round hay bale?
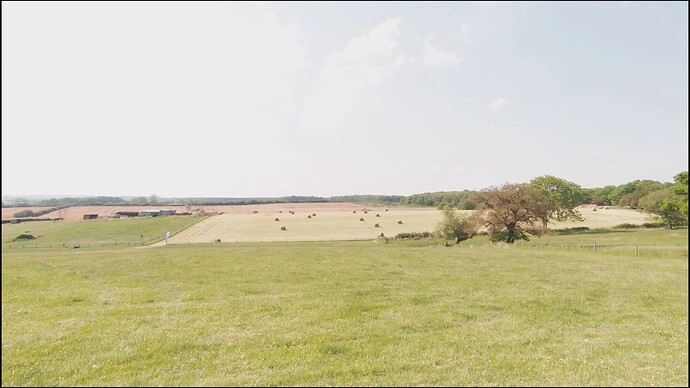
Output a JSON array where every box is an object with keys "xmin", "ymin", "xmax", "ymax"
[
  {"xmin": 374, "ymin": 223, "xmax": 380, "ymax": 227},
  {"xmin": 379, "ymin": 232, "xmax": 385, "ymax": 237},
  {"xmin": 353, "ymin": 211, "xmax": 356, "ymax": 213},
  {"xmin": 364, "ymin": 210, "xmax": 368, "ymax": 214},
  {"xmin": 312, "ymin": 213, "xmax": 316, "ymax": 216},
  {"xmin": 376, "ymin": 214, "xmax": 380, "ymax": 217},
  {"xmin": 385, "ymin": 209, "xmax": 388, "ymax": 211},
  {"xmin": 360, "ymin": 218, "xmax": 365, "ymax": 221},
  {"xmin": 308, "ymin": 215, "xmax": 312, "ymax": 218},
  {"xmin": 280, "ymin": 226, "xmax": 287, "ymax": 231},
  {"xmin": 397, "ymin": 220, "xmax": 403, "ymax": 224},
  {"xmin": 275, "ymin": 218, "xmax": 280, "ymax": 221},
  {"xmin": 253, "ymin": 210, "xmax": 258, "ymax": 214}
]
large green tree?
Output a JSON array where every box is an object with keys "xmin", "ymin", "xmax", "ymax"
[
  {"xmin": 638, "ymin": 190, "xmax": 686, "ymax": 229},
  {"xmin": 434, "ymin": 207, "xmax": 478, "ymax": 245},
  {"xmin": 670, "ymin": 171, "xmax": 688, "ymax": 217},
  {"xmin": 609, "ymin": 180, "xmax": 667, "ymax": 208},
  {"xmin": 473, "ymin": 183, "xmax": 547, "ymax": 243},
  {"xmin": 530, "ymin": 175, "xmax": 584, "ymax": 230}
]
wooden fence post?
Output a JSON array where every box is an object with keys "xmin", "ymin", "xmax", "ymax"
[{"xmin": 594, "ymin": 244, "xmax": 597, "ymax": 253}]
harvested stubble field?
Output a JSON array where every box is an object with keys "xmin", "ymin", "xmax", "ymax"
[
  {"xmin": 168, "ymin": 205, "xmax": 655, "ymax": 244},
  {"xmin": 168, "ymin": 208, "xmax": 443, "ymax": 243}
]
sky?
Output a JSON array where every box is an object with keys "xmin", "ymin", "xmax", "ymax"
[{"xmin": 2, "ymin": 1, "xmax": 688, "ymax": 198}]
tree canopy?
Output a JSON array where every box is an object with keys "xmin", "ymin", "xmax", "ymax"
[
  {"xmin": 434, "ymin": 207, "xmax": 478, "ymax": 245},
  {"xmin": 473, "ymin": 183, "xmax": 546, "ymax": 243},
  {"xmin": 529, "ymin": 175, "xmax": 584, "ymax": 230}
]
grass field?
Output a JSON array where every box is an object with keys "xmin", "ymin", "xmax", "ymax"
[
  {"xmin": 2, "ymin": 226, "xmax": 687, "ymax": 386},
  {"xmin": 1, "ymin": 216, "xmax": 205, "ymax": 248}
]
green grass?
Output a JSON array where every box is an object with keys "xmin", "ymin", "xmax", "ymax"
[
  {"xmin": 1, "ymin": 216, "xmax": 206, "ymax": 248},
  {"xmin": 2, "ymin": 234, "xmax": 688, "ymax": 386}
]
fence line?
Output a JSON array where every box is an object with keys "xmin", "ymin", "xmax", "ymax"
[{"xmin": 3, "ymin": 240, "xmax": 687, "ymax": 257}]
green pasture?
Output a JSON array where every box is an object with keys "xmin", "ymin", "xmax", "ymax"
[
  {"xmin": 1, "ymin": 216, "xmax": 205, "ymax": 248},
  {"xmin": 2, "ymin": 226, "xmax": 688, "ymax": 386}
]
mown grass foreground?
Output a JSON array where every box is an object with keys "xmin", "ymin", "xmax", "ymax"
[{"xmin": 2, "ymin": 237, "xmax": 688, "ymax": 386}]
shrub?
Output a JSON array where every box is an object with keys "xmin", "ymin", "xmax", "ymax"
[
  {"xmin": 13, "ymin": 234, "xmax": 35, "ymax": 241},
  {"xmin": 394, "ymin": 231, "xmax": 432, "ymax": 240},
  {"xmin": 642, "ymin": 222, "xmax": 666, "ymax": 229},
  {"xmin": 613, "ymin": 223, "xmax": 639, "ymax": 229},
  {"xmin": 554, "ymin": 226, "xmax": 590, "ymax": 235},
  {"xmin": 13, "ymin": 210, "xmax": 35, "ymax": 218}
]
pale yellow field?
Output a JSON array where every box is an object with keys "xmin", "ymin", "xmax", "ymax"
[
  {"xmin": 549, "ymin": 206, "xmax": 657, "ymax": 229},
  {"xmin": 168, "ymin": 209, "xmax": 445, "ymax": 243},
  {"xmin": 167, "ymin": 206, "xmax": 658, "ymax": 244}
]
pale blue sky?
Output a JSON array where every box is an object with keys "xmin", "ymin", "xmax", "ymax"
[{"xmin": 2, "ymin": 1, "xmax": 687, "ymax": 198}]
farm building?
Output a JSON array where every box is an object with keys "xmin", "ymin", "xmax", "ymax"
[
  {"xmin": 139, "ymin": 209, "xmax": 177, "ymax": 217},
  {"xmin": 115, "ymin": 211, "xmax": 140, "ymax": 218},
  {"xmin": 83, "ymin": 214, "xmax": 98, "ymax": 220}
]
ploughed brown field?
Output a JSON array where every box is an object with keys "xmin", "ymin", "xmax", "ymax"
[{"xmin": 1, "ymin": 203, "xmax": 429, "ymax": 221}]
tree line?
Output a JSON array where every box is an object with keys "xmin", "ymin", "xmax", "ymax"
[{"xmin": 434, "ymin": 172, "xmax": 688, "ymax": 245}]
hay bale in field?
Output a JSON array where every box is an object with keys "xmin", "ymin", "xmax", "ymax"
[
  {"xmin": 275, "ymin": 218, "xmax": 280, "ymax": 221},
  {"xmin": 374, "ymin": 223, "xmax": 380, "ymax": 227},
  {"xmin": 308, "ymin": 215, "xmax": 312, "ymax": 218},
  {"xmin": 397, "ymin": 220, "xmax": 403, "ymax": 224},
  {"xmin": 385, "ymin": 209, "xmax": 388, "ymax": 211},
  {"xmin": 376, "ymin": 214, "xmax": 380, "ymax": 217},
  {"xmin": 312, "ymin": 213, "xmax": 316, "ymax": 216},
  {"xmin": 280, "ymin": 226, "xmax": 287, "ymax": 231},
  {"xmin": 353, "ymin": 211, "xmax": 356, "ymax": 213},
  {"xmin": 253, "ymin": 210, "xmax": 258, "ymax": 214},
  {"xmin": 215, "ymin": 238, "xmax": 221, "ymax": 243},
  {"xmin": 379, "ymin": 232, "xmax": 385, "ymax": 237},
  {"xmin": 360, "ymin": 218, "xmax": 365, "ymax": 221},
  {"xmin": 364, "ymin": 210, "xmax": 368, "ymax": 214}
]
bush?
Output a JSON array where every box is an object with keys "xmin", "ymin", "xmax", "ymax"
[
  {"xmin": 554, "ymin": 226, "xmax": 590, "ymax": 235},
  {"xmin": 613, "ymin": 223, "xmax": 639, "ymax": 229},
  {"xmin": 13, "ymin": 210, "xmax": 35, "ymax": 218},
  {"xmin": 394, "ymin": 231, "xmax": 433, "ymax": 240},
  {"xmin": 642, "ymin": 222, "xmax": 666, "ymax": 229}
]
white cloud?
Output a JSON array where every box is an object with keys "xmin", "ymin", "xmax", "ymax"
[
  {"xmin": 456, "ymin": 25, "xmax": 471, "ymax": 42},
  {"xmin": 488, "ymin": 98, "xmax": 507, "ymax": 112},
  {"xmin": 423, "ymin": 34, "xmax": 463, "ymax": 67},
  {"xmin": 299, "ymin": 18, "xmax": 405, "ymax": 134}
]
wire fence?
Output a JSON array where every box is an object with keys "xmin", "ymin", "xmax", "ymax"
[{"xmin": 2, "ymin": 239, "xmax": 687, "ymax": 258}]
